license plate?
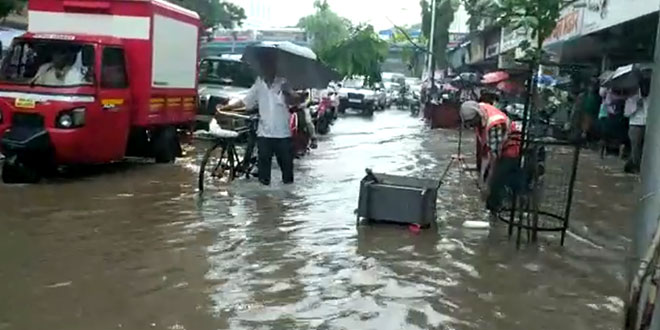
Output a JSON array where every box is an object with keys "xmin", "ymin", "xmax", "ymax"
[
  {"xmin": 14, "ymin": 98, "xmax": 36, "ymax": 109},
  {"xmin": 349, "ymin": 98, "xmax": 362, "ymax": 103}
]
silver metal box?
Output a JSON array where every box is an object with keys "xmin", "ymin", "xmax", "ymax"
[{"xmin": 357, "ymin": 170, "xmax": 440, "ymax": 227}]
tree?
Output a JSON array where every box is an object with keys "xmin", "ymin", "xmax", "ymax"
[
  {"xmin": 421, "ymin": 0, "xmax": 459, "ymax": 70},
  {"xmin": 391, "ymin": 30, "xmax": 425, "ymax": 76},
  {"xmin": 462, "ymin": 0, "xmax": 496, "ymax": 32},
  {"xmin": 319, "ymin": 25, "xmax": 388, "ymax": 85},
  {"xmin": 170, "ymin": 0, "xmax": 246, "ymax": 29},
  {"xmin": 0, "ymin": 0, "xmax": 26, "ymax": 20},
  {"xmin": 297, "ymin": 0, "xmax": 351, "ymax": 54}
]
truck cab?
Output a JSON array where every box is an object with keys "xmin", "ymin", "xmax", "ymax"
[{"xmin": 0, "ymin": 0, "xmax": 201, "ymax": 183}]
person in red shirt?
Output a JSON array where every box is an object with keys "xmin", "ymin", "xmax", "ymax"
[{"xmin": 460, "ymin": 100, "xmax": 522, "ymax": 212}]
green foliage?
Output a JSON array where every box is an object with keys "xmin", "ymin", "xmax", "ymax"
[
  {"xmin": 390, "ymin": 29, "xmax": 425, "ymax": 76},
  {"xmin": 0, "ymin": 0, "xmax": 26, "ymax": 20},
  {"xmin": 421, "ymin": 0, "xmax": 459, "ymax": 69},
  {"xmin": 319, "ymin": 25, "xmax": 388, "ymax": 85},
  {"xmin": 297, "ymin": 0, "xmax": 351, "ymax": 54},
  {"xmin": 298, "ymin": 2, "xmax": 386, "ymax": 84},
  {"xmin": 170, "ymin": 0, "xmax": 246, "ymax": 29},
  {"xmin": 462, "ymin": 0, "xmax": 497, "ymax": 31}
]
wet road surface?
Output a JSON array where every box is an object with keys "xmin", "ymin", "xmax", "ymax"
[{"xmin": 0, "ymin": 110, "xmax": 635, "ymax": 329}]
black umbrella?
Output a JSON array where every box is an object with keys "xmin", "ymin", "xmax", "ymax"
[{"xmin": 241, "ymin": 41, "xmax": 341, "ymax": 90}]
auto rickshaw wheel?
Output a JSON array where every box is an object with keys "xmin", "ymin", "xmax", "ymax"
[
  {"xmin": 153, "ymin": 126, "xmax": 179, "ymax": 163},
  {"xmin": 1, "ymin": 157, "xmax": 41, "ymax": 184}
]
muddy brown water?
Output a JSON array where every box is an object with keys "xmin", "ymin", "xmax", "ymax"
[{"xmin": 0, "ymin": 110, "xmax": 635, "ymax": 330}]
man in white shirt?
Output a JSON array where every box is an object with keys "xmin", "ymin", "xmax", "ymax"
[
  {"xmin": 31, "ymin": 48, "xmax": 85, "ymax": 86},
  {"xmin": 624, "ymin": 77, "xmax": 650, "ymax": 173},
  {"xmin": 218, "ymin": 52, "xmax": 298, "ymax": 185}
]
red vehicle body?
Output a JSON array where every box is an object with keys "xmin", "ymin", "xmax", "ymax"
[{"xmin": 0, "ymin": 0, "xmax": 201, "ymax": 182}]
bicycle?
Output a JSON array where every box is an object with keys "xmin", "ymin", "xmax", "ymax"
[{"xmin": 198, "ymin": 111, "xmax": 259, "ymax": 192}]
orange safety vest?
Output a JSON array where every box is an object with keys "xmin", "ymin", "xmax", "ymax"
[{"xmin": 475, "ymin": 103, "xmax": 521, "ymax": 159}]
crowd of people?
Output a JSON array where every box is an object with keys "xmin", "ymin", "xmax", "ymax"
[
  {"xmin": 449, "ymin": 68, "xmax": 651, "ymax": 215},
  {"xmin": 571, "ymin": 72, "xmax": 650, "ymax": 174}
]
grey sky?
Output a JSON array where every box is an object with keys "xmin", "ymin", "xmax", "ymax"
[{"xmin": 227, "ymin": 0, "xmax": 468, "ymax": 32}]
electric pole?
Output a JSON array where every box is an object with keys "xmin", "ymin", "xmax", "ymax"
[{"xmin": 427, "ymin": 0, "xmax": 437, "ymax": 82}]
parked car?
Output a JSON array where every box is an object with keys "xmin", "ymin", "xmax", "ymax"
[
  {"xmin": 197, "ymin": 55, "xmax": 256, "ymax": 129},
  {"xmin": 373, "ymin": 82, "xmax": 387, "ymax": 110},
  {"xmin": 382, "ymin": 72, "xmax": 406, "ymax": 85},
  {"xmin": 383, "ymin": 81, "xmax": 400, "ymax": 107},
  {"xmin": 337, "ymin": 77, "xmax": 377, "ymax": 116},
  {"xmin": 405, "ymin": 77, "xmax": 421, "ymax": 88}
]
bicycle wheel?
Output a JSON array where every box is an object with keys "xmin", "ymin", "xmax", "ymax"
[
  {"xmin": 240, "ymin": 137, "xmax": 258, "ymax": 178},
  {"xmin": 198, "ymin": 141, "xmax": 236, "ymax": 191}
]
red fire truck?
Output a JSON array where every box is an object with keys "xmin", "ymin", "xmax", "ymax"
[{"xmin": 0, "ymin": 0, "xmax": 201, "ymax": 183}]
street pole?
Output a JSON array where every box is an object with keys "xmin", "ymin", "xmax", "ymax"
[
  {"xmin": 631, "ymin": 3, "xmax": 660, "ymax": 328},
  {"xmin": 427, "ymin": 0, "xmax": 437, "ymax": 82}
]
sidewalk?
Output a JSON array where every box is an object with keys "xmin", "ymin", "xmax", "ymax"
[{"xmin": 568, "ymin": 149, "xmax": 639, "ymax": 252}]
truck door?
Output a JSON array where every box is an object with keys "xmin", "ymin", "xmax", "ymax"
[{"xmin": 96, "ymin": 46, "xmax": 132, "ymax": 160}]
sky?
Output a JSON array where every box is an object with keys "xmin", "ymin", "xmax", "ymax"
[{"xmin": 227, "ymin": 0, "xmax": 468, "ymax": 32}]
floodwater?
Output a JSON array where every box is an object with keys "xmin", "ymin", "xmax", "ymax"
[{"xmin": 0, "ymin": 110, "xmax": 637, "ymax": 330}]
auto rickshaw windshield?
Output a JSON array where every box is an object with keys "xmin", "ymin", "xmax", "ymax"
[{"xmin": 0, "ymin": 39, "xmax": 95, "ymax": 87}]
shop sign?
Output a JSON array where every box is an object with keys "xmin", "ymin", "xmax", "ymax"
[
  {"xmin": 582, "ymin": 0, "xmax": 656, "ymax": 35},
  {"xmin": 448, "ymin": 32, "xmax": 468, "ymax": 48},
  {"xmin": 544, "ymin": 8, "xmax": 583, "ymax": 45},
  {"xmin": 500, "ymin": 27, "xmax": 531, "ymax": 54}
]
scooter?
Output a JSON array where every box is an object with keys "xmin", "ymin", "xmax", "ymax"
[
  {"xmin": 395, "ymin": 91, "xmax": 408, "ymax": 110},
  {"xmin": 290, "ymin": 102, "xmax": 320, "ymax": 157},
  {"xmin": 409, "ymin": 91, "xmax": 420, "ymax": 116},
  {"xmin": 311, "ymin": 96, "xmax": 334, "ymax": 135}
]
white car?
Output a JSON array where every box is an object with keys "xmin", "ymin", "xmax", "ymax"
[{"xmin": 337, "ymin": 77, "xmax": 377, "ymax": 116}]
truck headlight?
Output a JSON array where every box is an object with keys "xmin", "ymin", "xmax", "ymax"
[{"xmin": 56, "ymin": 107, "xmax": 85, "ymax": 128}]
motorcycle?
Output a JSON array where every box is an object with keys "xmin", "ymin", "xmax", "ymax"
[
  {"xmin": 311, "ymin": 95, "xmax": 335, "ymax": 135},
  {"xmin": 290, "ymin": 109, "xmax": 310, "ymax": 157},
  {"xmin": 290, "ymin": 100, "xmax": 319, "ymax": 157},
  {"xmin": 395, "ymin": 90, "xmax": 408, "ymax": 110},
  {"xmin": 408, "ymin": 91, "xmax": 420, "ymax": 116}
]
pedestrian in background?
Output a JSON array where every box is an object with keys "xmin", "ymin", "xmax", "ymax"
[
  {"xmin": 581, "ymin": 81, "xmax": 602, "ymax": 141},
  {"xmin": 624, "ymin": 77, "xmax": 650, "ymax": 173}
]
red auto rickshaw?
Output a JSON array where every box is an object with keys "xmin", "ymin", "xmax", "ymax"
[{"xmin": 0, "ymin": 0, "xmax": 201, "ymax": 182}]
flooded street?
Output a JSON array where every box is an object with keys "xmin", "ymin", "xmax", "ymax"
[{"xmin": 0, "ymin": 110, "xmax": 635, "ymax": 330}]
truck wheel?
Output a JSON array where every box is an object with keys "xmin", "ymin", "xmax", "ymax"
[
  {"xmin": 126, "ymin": 129, "xmax": 151, "ymax": 157},
  {"xmin": 338, "ymin": 105, "xmax": 346, "ymax": 114},
  {"xmin": 153, "ymin": 126, "xmax": 179, "ymax": 163},
  {"xmin": 2, "ymin": 158, "xmax": 41, "ymax": 184}
]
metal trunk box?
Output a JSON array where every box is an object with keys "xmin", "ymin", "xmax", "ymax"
[{"xmin": 357, "ymin": 170, "xmax": 440, "ymax": 226}]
